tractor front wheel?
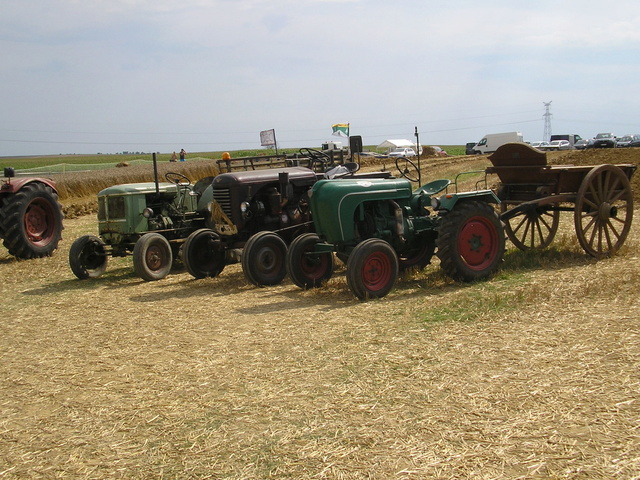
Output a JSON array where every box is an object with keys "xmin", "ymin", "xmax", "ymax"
[
  {"xmin": 286, "ymin": 233, "xmax": 334, "ymax": 289},
  {"xmin": 69, "ymin": 235, "xmax": 108, "ymax": 279},
  {"xmin": 183, "ymin": 228, "xmax": 226, "ymax": 279},
  {"xmin": 242, "ymin": 231, "xmax": 288, "ymax": 286},
  {"xmin": 436, "ymin": 201, "xmax": 505, "ymax": 282},
  {"xmin": 346, "ymin": 238, "xmax": 399, "ymax": 300},
  {"xmin": 133, "ymin": 233, "xmax": 173, "ymax": 281}
]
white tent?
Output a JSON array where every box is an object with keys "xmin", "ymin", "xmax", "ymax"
[{"xmin": 377, "ymin": 139, "xmax": 421, "ymax": 153}]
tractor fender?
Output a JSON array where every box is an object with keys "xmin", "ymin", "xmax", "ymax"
[
  {"xmin": 1, "ymin": 177, "xmax": 58, "ymax": 196},
  {"xmin": 434, "ymin": 189, "xmax": 500, "ymax": 213}
]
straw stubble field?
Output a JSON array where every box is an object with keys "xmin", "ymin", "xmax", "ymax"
[{"xmin": 1, "ymin": 149, "xmax": 639, "ymax": 479}]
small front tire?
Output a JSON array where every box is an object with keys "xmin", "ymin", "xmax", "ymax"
[
  {"xmin": 242, "ymin": 231, "xmax": 288, "ymax": 286},
  {"xmin": 133, "ymin": 233, "xmax": 173, "ymax": 281},
  {"xmin": 346, "ymin": 238, "xmax": 399, "ymax": 300},
  {"xmin": 69, "ymin": 235, "xmax": 108, "ymax": 279},
  {"xmin": 183, "ymin": 228, "xmax": 226, "ymax": 279},
  {"xmin": 286, "ymin": 233, "xmax": 334, "ymax": 289}
]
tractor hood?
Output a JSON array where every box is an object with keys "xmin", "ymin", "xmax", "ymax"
[
  {"xmin": 98, "ymin": 182, "xmax": 178, "ymax": 196},
  {"xmin": 310, "ymin": 177, "xmax": 413, "ymax": 242},
  {"xmin": 212, "ymin": 167, "xmax": 318, "ymax": 188}
]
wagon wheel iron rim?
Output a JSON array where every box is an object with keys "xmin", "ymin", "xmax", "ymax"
[
  {"xmin": 501, "ymin": 202, "xmax": 559, "ymax": 250},
  {"xmin": 574, "ymin": 165, "xmax": 633, "ymax": 258}
]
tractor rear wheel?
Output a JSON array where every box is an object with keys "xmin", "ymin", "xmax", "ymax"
[
  {"xmin": 0, "ymin": 182, "xmax": 64, "ymax": 259},
  {"xmin": 183, "ymin": 228, "xmax": 226, "ymax": 279},
  {"xmin": 133, "ymin": 233, "xmax": 173, "ymax": 281},
  {"xmin": 69, "ymin": 235, "xmax": 108, "ymax": 279},
  {"xmin": 242, "ymin": 231, "xmax": 288, "ymax": 286},
  {"xmin": 346, "ymin": 238, "xmax": 399, "ymax": 300},
  {"xmin": 436, "ymin": 200, "xmax": 505, "ymax": 282},
  {"xmin": 398, "ymin": 236, "xmax": 436, "ymax": 271},
  {"xmin": 286, "ymin": 233, "xmax": 334, "ymax": 289}
]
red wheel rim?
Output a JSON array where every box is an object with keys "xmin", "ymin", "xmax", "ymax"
[
  {"xmin": 457, "ymin": 215, "xmax": 499, "ymax": 271},
  {"xmin": 361, "ymin": 251, "xmax": 392, "ymax": 291},
  {"xmin": 24, "ymin": 199, "xmax": 56, "ymax": 245},
  {"xmin": 300, "ymin": 245, "xmax": 329, "ymax": 280},
  {"xmin": 145, "ymin": 245, "xmax": 166, "ymax": 271}
]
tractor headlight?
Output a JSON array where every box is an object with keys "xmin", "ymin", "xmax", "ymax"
[
  {"xmin": 240, "ymin": 201, "xmax": 251, "ymax": 219},
  {"xmin": 430, "ymin": 198, "xmax": 441, "ymax": 211},
  {"xmin": 142, "ymin": 207, "xmax": 154, "ymax": 218}
]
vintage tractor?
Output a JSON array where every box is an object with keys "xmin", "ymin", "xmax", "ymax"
[
  {"xmin": 285, "ymin": 175, "xmax": 505, "ymax": 300},
  {"xmin": 69, "ymin": 170, "xmax": 215, "ymax": 281},
  {"xmin": 0, "ymin": 167, "xmax": 64, "ymax": 259},
  {"xmin": 185, "ymin": 166, "xmax": 320, "ymax": 284},
  {"xmin": 181, "ymin": 150, "xmax": 392, "ymax": 285}
]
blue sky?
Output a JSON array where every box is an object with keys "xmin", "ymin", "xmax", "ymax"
[{"xmin": 1, "ymin": 0, "xmax": 639, "ymax": 156}]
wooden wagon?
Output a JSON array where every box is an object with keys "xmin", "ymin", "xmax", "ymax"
[{"xmin": 485, "ymin": 143, "xmax": 636, "ymax": 258}]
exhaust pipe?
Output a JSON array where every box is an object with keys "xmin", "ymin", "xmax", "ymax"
[{"xmin": 153, "ymin": 152, "xmax": 159, "ymax": 195}]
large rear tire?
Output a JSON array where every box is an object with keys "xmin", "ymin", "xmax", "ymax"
[
  {"xmin": 242, "ymin": 231, "xmax": 288, "ymax": 286},
  {"xmin": 398, "ymin": 236, "xmax": 436, "ymax": 271},
  {"xmin": 69, "ymin": 235, "xmax": 108, "ymax": 279},
  {"xmin": 0, "ymin": 182, "xmax": 64, "ymax": 259},
  {"xmin": 183, "ymin": 228, "xmax": 226, "ymax": 279},
  {"xmin": 286, "ymin": 233, "xmax": 334, "ymax": 289},
  {"xmin": 436, "ymin": 201, "xmax": 505, "ymax": 282},
  {"xmin": 346, "ymin": 238, "xmax": 399, "ymax": 300},
  {"xmin": 133, "ymin": 233, "xmax": 173, "ymax": 281}
]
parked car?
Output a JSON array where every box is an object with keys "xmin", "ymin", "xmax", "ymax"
[
  {"xmin": 574, "ymin": 139, "xmax": 590, "ymax": 150},
  {"xmin": 465, "ymin": 142, "xmax": 476, "ymax": 155},
  {"xmin": 530, "ymin": 141, "xmax": 550, "ymax": 150},
  {"xmin": 547, "ymin": 140, "xmax": 572, "ymax": 151},
  {"xmin": 429, "ymin": 146, "xmax": 448, "ymax": 157},
  {"xmin": 388, "ymin": 147, "xmax": 416, "ymax": 157},
  {"xmin": 592, "ymin": 133, "xmax": 617, "ymax": 148},
  {"xmin": 615, "ymin": 134, "xmax": 640, "ymax": 148}
]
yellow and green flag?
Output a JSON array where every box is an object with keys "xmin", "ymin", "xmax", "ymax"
[{"xmin": 331, "ymin": 123, "xmax": 349, "ymax": 137}]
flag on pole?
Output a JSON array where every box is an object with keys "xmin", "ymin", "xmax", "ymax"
[{"xmin": 331, "ymin": 123, "xmax": 350, "ymax": 138}]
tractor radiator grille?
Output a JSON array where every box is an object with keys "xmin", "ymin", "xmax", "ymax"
[{"xmin": 212, "ymin": 188, "xmax": 232, "ymax": 218}]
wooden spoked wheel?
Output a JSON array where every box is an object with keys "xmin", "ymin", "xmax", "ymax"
[
  {"xmin": 574, "ymin": 165, "xmax": 634, "ymax": 258},
  {"xmin": 501, "ymin": 202, "xmax": 560, "ymax": 250}
]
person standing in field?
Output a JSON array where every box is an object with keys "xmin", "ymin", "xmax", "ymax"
[
  {"xmin": 170, "ymin": 151, "xmax": 178, "ymax": 162},
  {"xmin": 179, "ymin": 149, "xmax": 186, "ymax": 162}
]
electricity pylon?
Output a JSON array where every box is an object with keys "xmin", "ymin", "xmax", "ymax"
[{"xmin": 543, "ymin": 101, "xmax": 552, "ymax": 142}]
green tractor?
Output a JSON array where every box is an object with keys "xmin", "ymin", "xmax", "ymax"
[
  {"xmin": 69, "ymin": 171, "xmax": 215, "ymax": 281},
  {"xmin": 285, "ymin": 174, "xmax": 505, "ymax": 300}
]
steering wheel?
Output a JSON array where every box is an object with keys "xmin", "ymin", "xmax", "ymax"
[
  {"xmin": 395, "ymin": 156, "xmax": 420, "ymax": 182},
  {"xmin": 165, "ymin": 172, "xmax": 191, "ymax": 186},
  {"xmin": 299, "ymin": 148, "xmax": 333, "ymax": 171}
]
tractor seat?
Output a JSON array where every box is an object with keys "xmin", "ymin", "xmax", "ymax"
[{"xmin": 414, "ymin": 179, "xmax": 451, "ymax": 196}]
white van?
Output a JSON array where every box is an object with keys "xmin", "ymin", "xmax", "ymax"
[{"xmin": 472, "ymin": 132, "xmax": 524, "ymax": 154}]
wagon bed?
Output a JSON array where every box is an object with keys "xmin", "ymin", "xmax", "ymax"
[{"xmin": 485, "ymin": 143, "xmax": 636, "ymax": 258}]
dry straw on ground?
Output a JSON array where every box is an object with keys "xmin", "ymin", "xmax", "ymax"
[{"xmin": 1, "ymin": 148, "xmax": 639, "ymax": 479}]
